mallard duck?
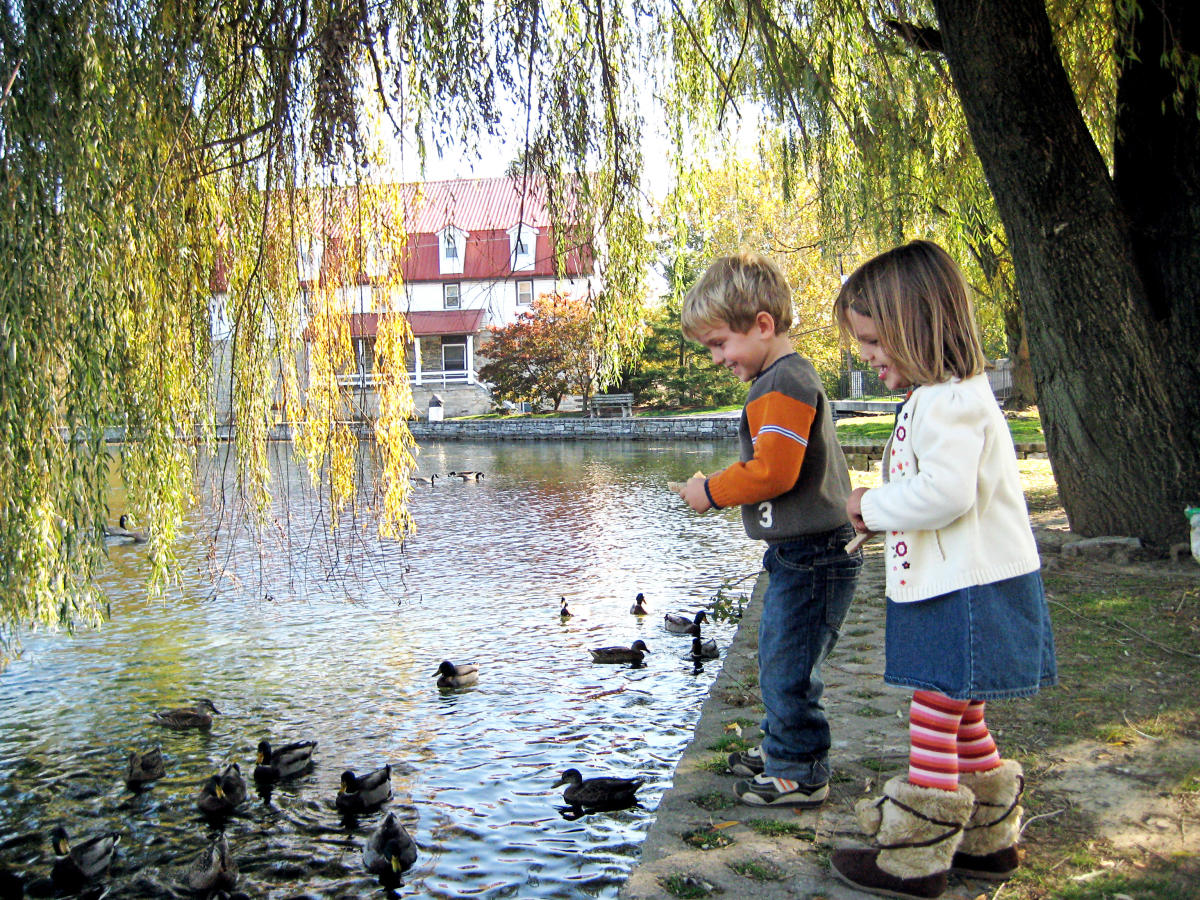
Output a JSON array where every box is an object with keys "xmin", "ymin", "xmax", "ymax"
[
  {"xmin": 197, "ymin": 763, "xmax": 246, "ymax": 815},
  {"xmin": 434, "ymin": 660, "xmax": 479, "ymax": 688},
  {"xmin": 254, "ymin": 739, "xmax": 318, "ymax": 781},
  {"xmin": 630, "ymin": 592, "xmax": 649, "ymax": 615},
  {"xmin": 447, "ymin": 470, "xmax": 484, "ymax": 480},
  {"xmin": 409, "ymin": 473, "xmax": 438, "ymax": 485},
  {"xmin": 362, "ymin": 811, "xmax": 418, "ymax": 879},
  {"xmin": 552, "ymin": 768, "xmax": 644, "ymax": 807},
  {"xmin": 151, "ymin": 698, "xmax": 220, "ymax": 730},
  {"xmin": 589, "ymin": 639, "xmax": 649, "ymax": 664},
  {"xmin": 126, "ymin": 747, "xmax": 165, "ymax": 787},
  {"xmin": 117, "ymin": 514, "xmax": 148, "ymax": 543},
  {"xmin": 664, "ymin": 610, "xmax": 708, "ymax": 633},
  {"xmin": 185, "ymin": 833, "xmax": 239, "ymax": 893},
  {"xmin": 50, "ymin": 825, "xmax": 120, "ymax": 886},
  {"xmin": 336, "ymin": 765, "xmax": 393, "ymax": 813},
  {"xmin": 690, "ymin": 636, "xmax": 719, "ymax": 659},
  {"xmin": 559, "ymin": 597, "xmax": 573, "ymax": 618}
]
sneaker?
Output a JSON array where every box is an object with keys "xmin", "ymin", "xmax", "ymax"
[
  {"xmin": 727, "ymin": 746, "xmax": 765, "ymax": 776},
  {"xmin": 734, "ymin": 773, "xmax": 829, "ymax": 808}
]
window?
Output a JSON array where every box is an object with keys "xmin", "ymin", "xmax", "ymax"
[
  {"xmin": 507, "ymin": 223, "xmax": 537, "ymax": 271},
  {"xmin": 517, "ymin": 280, "xmax": 533, "ymax": 306},
  {"xmin": 354, "ymin": 337, "xmax": 375, "ymax": 377},
  {"xmin": 443, "ymin": 283, "xmax": 461, "ymax": 309},
  {"xmin": 442, "ymin": 340, "xmax": 467, "ymax": 372},
  {"xmin": 439, "ymin": 226, "xmax": 466, "ymax": 275}
]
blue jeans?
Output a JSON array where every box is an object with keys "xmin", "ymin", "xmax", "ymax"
[{"xmin": 758, "ymin": 526, "xmax": 861, "ymax": 783}]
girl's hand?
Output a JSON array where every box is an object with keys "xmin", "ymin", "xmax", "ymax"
[
  {"xmin": 846, "ymin": 487, "xmax": 869, "ymax": 532},
  {"xmin": 680, "ymin": 476, "xmax": 712, "ymax": 512}
]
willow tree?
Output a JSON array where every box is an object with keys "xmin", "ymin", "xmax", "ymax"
[
  {"xmin": 661, "ymin": 0, "xmax": 1198, "ymax": 548},
  {"xmin": 0, "ymin": 0, "xmax": 652, "ymax": 656}
]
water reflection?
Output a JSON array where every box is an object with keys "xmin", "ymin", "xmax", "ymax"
[{"xmin": 0, "ymin": 440, "xmax": 761, "ymax": 898}]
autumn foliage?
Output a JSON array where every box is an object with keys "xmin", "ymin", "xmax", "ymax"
[{"xmin": 478, "ymin": 293, "xmax": 601, "ymax": 411}]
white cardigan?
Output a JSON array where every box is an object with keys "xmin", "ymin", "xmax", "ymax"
[{"xmin": 860, "ymin": 375, "xmax": 1041, "ymax": 603}]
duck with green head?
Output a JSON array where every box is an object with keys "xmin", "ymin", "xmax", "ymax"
[
  {"xmin": 664, "ymin": 610, "xmax": 708, "ymax": 633},
  {"xmin": 434, "ymin": 660, "xmax": 479, "ymax": 688},
  {"xmin": 336, "ymin": 765, "xmax": 393, "ymax": 813},
  {"xmin": 362, "ymin": 811, "xmax": 418, "ymax": 880},
  {"xmin": 197, "ymin": 763, "xmax": 246, "ymax": 815},
  {"xmin": 50, "ymin": 825, "xmax": 120, "ymax": 887},
  {"xmin": 254, "ymin": 739, "xmax": 318, "ymax": 781}
]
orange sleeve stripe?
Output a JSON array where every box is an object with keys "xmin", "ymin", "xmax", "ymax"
[{"xmin": 707, "ymin": 391, "xmax": 816, "ymax": 508}]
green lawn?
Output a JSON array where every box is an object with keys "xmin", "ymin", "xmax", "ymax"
[{"xmin": 837, "ymin": 411, "xmax": 1043, "ymax": 443}]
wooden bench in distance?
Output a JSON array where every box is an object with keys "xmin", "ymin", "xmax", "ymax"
[{"xmin": 588, "ymin": 393, "xmax": 634, "ymax": 418}]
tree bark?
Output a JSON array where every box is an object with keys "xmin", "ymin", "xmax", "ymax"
[{"xmin": 933, "ymin": 0, "xmax": 1200, "ymax": 547}]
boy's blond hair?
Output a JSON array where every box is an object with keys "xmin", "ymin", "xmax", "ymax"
[
  {"xmin": 681, "ymin": 250, "xmax": 793, "ymax": 339},
  {"xmin": 834, "ymin": 240, "xmax": 985, "ymax": 385}
]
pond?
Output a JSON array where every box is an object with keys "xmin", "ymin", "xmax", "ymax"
[{"xmin": 0, "ymin": 439, "xmax": 764, "ymax": 898}]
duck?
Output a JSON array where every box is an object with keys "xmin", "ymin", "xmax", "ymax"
[
  {"xmin": 447, "ymin": 470, "xmax": 484, "ymax": 480},
  {"xmin": 664, "ymin": 610, "xmax": 708, "ymax": 633},
  {"xmin": 690, "ymin": 636, "xmax": 719, "ymax": 659},
  {"xmin": 117, "ymin": 513, "xmax": 148, "ymax": 543},
  {"xmin": 197, "ymin": 763, "xmax": 246, "ymax": 815},
  {"xmin": 126, "ymin": 746, "xmax": 165, "ymax": 787},
  {"xmin": 552, "ymin": 768, "xmax": 644, "ymax": 807},
  {"xmin": 409, "ymin": 473, "xmax": 438, "ymax": 485},
  {"xmin": 336, "ymin": 765, "xmax": 393, "ymax": 813},
  {"xmin": 49, "ymin": 825, "xmax": 120, "ymax": 886},
  {"xmin": 254, "ymin": 739, "xmax": 318, "ymax": 781},
  {"xmin": 559, "ymin": 597, "xmax": 573, "ymax": 618},
  {"xmin": 630, "ymin": 592, "xmax": 649, "ymax": 615},
  {"xmin": 185, "ymin": 833, "xmax": 239, "ymax": 893},
  {"xmin": 589, "ymin": 639, "xmax": 649, "ymax": 664},
  {"xmin": 362, "ymin": 811, "xmax": 418, "ymax": 879},
  {"xmin": 102, "ymin": 522, "xmax": 138, "ymax": 545},
  {"xmin": 434, "ymin": 660, "xmax": 479, "ymax": 688},
  {"xmin": 151, "ymin": 698, "xmax": 220, "ymax": 730}
]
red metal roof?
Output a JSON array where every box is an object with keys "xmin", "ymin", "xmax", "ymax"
[
  {"xmin": 305, "ymin": 310, "xmax": 486, "ymax": 341},
  {"xmin": 396, "ymin": 176, "xmax": 554, "ymax": 232}
]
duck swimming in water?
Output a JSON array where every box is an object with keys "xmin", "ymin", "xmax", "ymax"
[
  {"xmin": 664, "ymin": 610, "xmax": 708, "ymax": 633},
  {"xmin": 589, "ymin": 640, "xmax": 649, "ymax": 665},
  {"xmin": 254, "ymin": 739, "xmax": 318, "ymax": 781},
  {"xmin": 151, "ymin": 698, "xmax": 220, "ymax": 730},
  {"xmin": 630, "ymin": 592, "xmax": 649, "ymax": 615},
  {"xmin": 185, "ymin": 833, "xmax": 239, "ymax": 893},
  {"xmin": 197, "ymin": 763, "xmax": 246, "ymax": 816},
  {"xmin": 362, "ymin": 811, "xmax": 418, "ymax": 879},
  {"xmin": 336, "ymin": 765, "xmax": 393, "ymax": 813},
  {"xmin": 559, "ymin": 597, "xmax": 573, "ymax": 618},
  {"xmin": 552, "ymin": 768, "xmax": 644, "ymax": 807},
  {"xmin": 409, "ymin": 473, "xmax": 438, "ymax": 485},
  {"xmin": 690, "ymin": 636, "xmax": 719, "ymax": 659},
  {"xmin": 126, "ymin": 747, "xmax": 166, "ymax": 788},
  {"xmin": 50, "ymin": 825, "xmax": 121, "ymax": 887},
  {"xmin": 434, "ymin": 660, "xmax": 479, "ymax": 688}
]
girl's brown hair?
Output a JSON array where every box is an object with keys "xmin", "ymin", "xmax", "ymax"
[{"xmin": 834, "ymin": 240, "xmax": 985, "ymax": 385}]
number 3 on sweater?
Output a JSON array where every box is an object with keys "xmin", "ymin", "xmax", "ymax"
[{"xmin": 758, "ymin": 501, "xmax": 774, "ymax": 529}]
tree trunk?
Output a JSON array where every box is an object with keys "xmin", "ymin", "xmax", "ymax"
[{"xmin": 934, "ymin": 0, "xmax": 1200, "ymax": 548}]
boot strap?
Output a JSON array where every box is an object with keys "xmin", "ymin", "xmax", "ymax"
[
  {"xmin": 965, "ymin": 773, "xmax": 1024, "ymax": 832},
  {"xmin": 871, "ymin": 794, "xmax": 966, "ymax": 850}
]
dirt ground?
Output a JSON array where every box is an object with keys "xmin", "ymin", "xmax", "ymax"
[{"xmin": 621, "ymin": 508, "xmax": 1200, "ymax": 900}]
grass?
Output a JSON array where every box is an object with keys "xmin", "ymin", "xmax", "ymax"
[
  {"xmin": 706, "ymin": 735, "xmax": 752, "ymax": 753},
  {"xmin": 836, "ymin": 410, "xmax": 1043, "ymax": 444},
  {"xmin": 728, "ymin": 858, "xmax": 786, "ymax": 881},
  {"xmin": 691, "ymin": 790, "xmax": 737, "ymax": 811},
  {"xmin": 745, "ymin": 819, "xmax": 816, "ymax": 839},
  {"xmin": 658, "ymin": 874, "xmax": 715, "ymax": 898}
]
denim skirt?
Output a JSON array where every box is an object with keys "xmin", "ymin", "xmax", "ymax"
[{"xmin": 884, "ymin": 570, "xmax": 1057, "ymax": 700}]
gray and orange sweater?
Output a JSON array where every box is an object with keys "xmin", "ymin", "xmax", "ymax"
[{"xmin": 704, "ymin": 353, "xmax": 852, "ymax": 543}]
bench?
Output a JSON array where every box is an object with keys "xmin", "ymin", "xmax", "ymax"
[{"xmin": 588, "ymin": 393, "xmax": 634, "ymax": 418}]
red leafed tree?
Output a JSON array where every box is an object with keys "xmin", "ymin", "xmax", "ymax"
[{"xmin": 478, "ymin": 293, "xmax": 600, "ymax": 411}]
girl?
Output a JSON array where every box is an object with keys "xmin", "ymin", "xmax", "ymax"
[{"xmin": 830, "ymin": 240, "xmax": 1056, "ymax": 900}]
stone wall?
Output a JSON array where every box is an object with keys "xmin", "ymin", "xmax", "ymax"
[{"xmin": 407, "ymin": 416, "xmax": 741, "ymax": 441}]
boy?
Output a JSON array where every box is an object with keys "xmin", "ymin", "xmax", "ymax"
[{"xmin": 677, "ymin": 251, "xmax": 862, "ymax": 807}]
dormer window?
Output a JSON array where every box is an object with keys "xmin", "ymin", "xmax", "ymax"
[
  {"xmin": 507, "ymin": 223, "xmax": 537, "ymax": 272},
  {"xmin": 439, "ymin": 225, "xmax": 466, "ymax": 275}
]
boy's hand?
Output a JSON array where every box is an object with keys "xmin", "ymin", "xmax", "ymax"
[
  {"xmin": 679, "ymin": 473, "xmax": 712, "ymax": 512},
  {"xmin": 846, "ymin": 487, "xmax": 869, "ymax": 532}
]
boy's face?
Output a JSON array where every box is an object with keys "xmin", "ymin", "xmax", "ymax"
[
  {"xmin": 693, "ymin": 313, "xmax": 776, "ymax": 382},
  {"xmin": 846, "ymin": 310, "xmax": 911, "ymax": 391}
]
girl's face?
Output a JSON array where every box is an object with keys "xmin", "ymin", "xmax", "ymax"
[{"xmin": 846, "ymin": 310, "xmax": 912, "ymax": 391}]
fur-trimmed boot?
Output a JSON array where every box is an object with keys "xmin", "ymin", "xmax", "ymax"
[
  {"xmin": 830, "ymin": 777, "xmax": 976, "ymax": 899},
  {"xmin": 952, "ymin": 760, "xmax": 1024, "ymax": 880}
]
